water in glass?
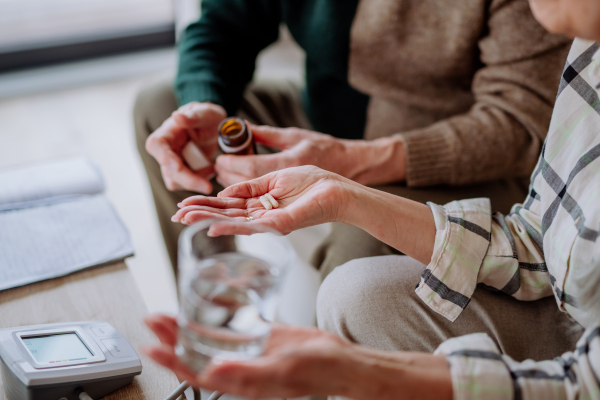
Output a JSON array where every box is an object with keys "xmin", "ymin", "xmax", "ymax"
[{"xmin": 177, "ymin": 252, "xmax": 281, "ymax": 371}]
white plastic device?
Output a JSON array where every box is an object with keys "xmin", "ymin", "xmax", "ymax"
[{"xmin": 0, "ymin": 321, "xmax": 141, "ymax": 400}]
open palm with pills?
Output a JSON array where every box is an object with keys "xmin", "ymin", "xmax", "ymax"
[
  {"xmin": 172, "ymin": 165, "xmax": 436, "ymax": 265},
  {"xmin": 171, "ymin": 166, "xmax": 349, "ymax": 236}
]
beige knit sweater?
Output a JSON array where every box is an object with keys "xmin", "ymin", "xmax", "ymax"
[{"xmin": 349, "ymin": 0, "xmax": 571, "ymax": 187}]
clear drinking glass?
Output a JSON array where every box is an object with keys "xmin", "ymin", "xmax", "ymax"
[{"xmin": 176, "ymin": 219, "xmax": 293, "ymax": 372}]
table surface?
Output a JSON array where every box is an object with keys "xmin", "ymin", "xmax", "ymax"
[{"xmin": 0, "ymin": 262, "xmax": 180, "ymax": 400}]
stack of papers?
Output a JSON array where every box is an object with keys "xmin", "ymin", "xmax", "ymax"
[{"xmin": 0, "ymin": 157, "xmax": 134, "ymax": 291}]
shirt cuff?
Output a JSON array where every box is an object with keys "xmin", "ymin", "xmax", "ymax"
[
  {"xmin": 435, "ymin": 334, "xmax": 513, "ymax": 400},
  {"xmin": 415, "ymin": 198, "xmax": 492, "ymax": 321}
]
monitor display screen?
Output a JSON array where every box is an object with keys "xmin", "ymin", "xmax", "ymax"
[{"xmin": 22, "ymin": 333, "xmax": 93, "ymax": 363}]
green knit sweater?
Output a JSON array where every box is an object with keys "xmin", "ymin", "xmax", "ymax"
[{"xmin": 175, "ymin": 0, "xmax": 369, "ymax": 140}]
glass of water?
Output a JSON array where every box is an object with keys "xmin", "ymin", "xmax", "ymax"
[{"xmin": 176, "ymin": 219, "xmax": 293, "ymax": 372}]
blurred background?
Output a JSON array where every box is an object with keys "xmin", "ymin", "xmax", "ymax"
[
  {"xmin": 0, "ymin": 0, "xmax": 323, "ymax": 319},
  {"xmin": 0, "ymin": 0, "xmax": 176, "ymax": 74}
]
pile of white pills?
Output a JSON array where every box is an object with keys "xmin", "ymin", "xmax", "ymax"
[{"xmin": 259, "ymin": 193, "xmax": 279, "ymax": 210}]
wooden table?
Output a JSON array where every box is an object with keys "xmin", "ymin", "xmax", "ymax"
[{"xmin": 0, "ymin": 262, "xmax": 180, "ymax": 400}]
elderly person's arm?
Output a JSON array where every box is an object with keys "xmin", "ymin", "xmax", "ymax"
[
  {"xmin": 213, "ymin": 0, "xmax": 571, "ymax": 187},
  {"xmin": 144, "ymin": 315, "xmax": 453, "ymax": 400},
  {"xmin": 144, "ymin": 316, "xmax": 600, "ymax": 400},
  {"xmin": 172, "ymin": 163, "xmax": 556, "ymax": 306},
  {"xmin": 172, "ymin": 166, "xmax": 438, "ymax": 264},
  {"xmin": 161, "ymin": 163, "xmax": 600, "ymax": 399},
  {"xmin": 366, "ymin": 0, "xmax": 571, "ymax": 187}
]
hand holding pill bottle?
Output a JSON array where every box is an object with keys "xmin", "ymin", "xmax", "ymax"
[{"xmin": 146, "ymin": 101, "xmax": 226, "ymax": 194}]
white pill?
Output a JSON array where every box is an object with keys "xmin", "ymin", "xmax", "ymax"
[
  {"xmin": 182, "ymin": 141, "xmax": 211, "ymax": 171},
  {"xmin": 264, "ymin": 193, "xmax": 279, "ymax": 208},
  {"xmin": 259, "ymin": 196, "xmax": 273, "ymax": 210}
]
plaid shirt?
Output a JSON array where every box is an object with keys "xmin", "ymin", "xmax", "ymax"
[{"xmin": 418, "ymin": 39, "xmax": 600, "ymax": 400}]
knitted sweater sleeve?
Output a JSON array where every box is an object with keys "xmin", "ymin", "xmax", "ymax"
[
  {"xmin": 398, "ymin": 0, "xmax": 571, "ymax": 187},
  {"xmin": 175, "ymin": 0, "xmax": 281, "ymax": 115}
]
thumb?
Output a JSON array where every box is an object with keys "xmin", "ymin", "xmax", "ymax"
[
  {"xmin": 249, "ymin": 123, "xmax": 303, "ymax": 149},
  {"xmin": 219, "ymin": 172, "xmax": 273, "ymax": 199}
]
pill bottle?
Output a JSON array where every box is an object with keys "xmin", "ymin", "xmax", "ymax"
[{"xmin": 217, "ymin": 117, "xmax": 256, "ymax": 156}]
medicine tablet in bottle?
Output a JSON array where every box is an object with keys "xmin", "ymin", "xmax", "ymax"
[{"xmin": 217, "ymin": 117, "xmax": 256, "ymax": 156}]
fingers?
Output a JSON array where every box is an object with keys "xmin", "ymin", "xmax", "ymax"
[
  {"xmin": 215, "ymin": 153, "xmax": 289, "ymax": 182},
  {"xmin": 146, "ymin": 125, "xmax": 185, "ymax": 168},
  {"xmin": 172, "ymin": 206, "xmax": 249, "ymax": 224},
  {"xmin": 146, "ymin": 118, "xmax": 214, "ymax": 194},
  {"xmin": 216, "ymin": 169, "xmax": 253, "ymax": 188},
  {"xmin": 142, "ymin": 345, "xmax": 200, "ymax": 384},
  {"xmin": 206, "ymin": 220, "xmax": 281, "ymax": 237},
  {"xmin": 248, "ymin": 123, "xmax": 304, "ymax": 149},
  {"xmin": 219, "ymin": 173, "xmax": 275, "ymax": 199},
  {"xmin": 172, "ymin": 102, "xmax": 226, "ymax": 129},
  {"xmin": 202, "ymin": 359, "xmax": 292, "ymax": 399},
  {"xmin": 179, "ymin": 195, "xmax": 247, "ymax": 209},
  {"xmin": 144, "ymin": 314, "xmax": 178, "ymax": 347},
  {"xmin": 172, "ymin": 196, "xmax": 255, "ymax": 224},
  {"xmin": 144, "ymin": 314, "xmax": 178, "ymax": 330},
  {"xmin": 142, "ymin": 322, "xmax": 326, "ymax": 399},
  {"xmin": 160, "ymin": 157, "xmax": 213, "ymax": 194},
  {"xmin": 214, "ymin": 123, "xmax": 310, "ymax": 182},
  {"xmin": 142, "ymin": 345, "xmax": 289, "ymax": 398}
]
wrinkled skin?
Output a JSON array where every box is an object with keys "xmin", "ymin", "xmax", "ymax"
[
  {"xmin": 143, "ymin": 315, "xmax": 354, "ymax": 399},
  {"xmin": 145, "ymin": 102, "xmax": 226, "ymax": 194},
  {"xmin": 172, "ymin": 166, "xmax": 350, "ymax": 236}
]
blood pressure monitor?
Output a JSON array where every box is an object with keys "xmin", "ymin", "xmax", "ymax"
[{"xmin": 0, "ymin": 322, "xmax": 142, "ymax": 400}]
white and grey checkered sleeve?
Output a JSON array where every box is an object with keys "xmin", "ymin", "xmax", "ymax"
[
  {"xmin": 435, "ymin": 324, "xmax": 600, "ymax": 400},
  {"xmin": 418, "ymin": 198, "xmax": 492, "ymax": 321},
  {"xmin": 420, "ymin": 198, "xmax": 553, "ymax": 321},
  {"xmin": 477, "ymin": 205, "xmax": 553, "ymax": 302}
]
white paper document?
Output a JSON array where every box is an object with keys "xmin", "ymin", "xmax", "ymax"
[{"xmin": 0, "ymin": 157, "xmax": 134, "ymax": 291}]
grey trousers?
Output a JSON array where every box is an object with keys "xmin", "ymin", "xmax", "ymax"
[
  {"xmin": 134, "ymin": 80, "xmax": 529, "ymax": 279},
  {"xmin": 317, "ymin": 256, "xmax": 583, "ymax": 361}
]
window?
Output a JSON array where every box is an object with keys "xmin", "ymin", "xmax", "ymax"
[{"xmin": 0, "ymin": 0, "xmax": 176, "ymax": 71}]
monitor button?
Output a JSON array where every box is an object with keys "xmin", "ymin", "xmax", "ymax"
[
  {"xmin": 91, "ymin": 325, "xmax": 117, "ymax": 338},
  {"xmin": 101, "ymin": 338, "xmax": 135, "ymax": 358}
]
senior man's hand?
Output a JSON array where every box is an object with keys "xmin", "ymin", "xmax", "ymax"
[
  {"xmin": 143, "ymin": 314, "xmax": 452, "ymax": 400},
  {"xmin": 214, "ymin": 123, "xmax": 407, "ymax": 188},
  {"xmin": 145, "ymin": 102, "xmax": 226, "ymax": 194}
]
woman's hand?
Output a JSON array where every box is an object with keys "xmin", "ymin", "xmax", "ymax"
[
  {"xmin": 214, "ymin": 123, "xmax": 407, "ymax": 187},
  {"xmin": 172, "ymin": 164, "xmax": 436, "ymax": 264},
  {"xmin": 143, "ymin": 314, "xmax": 452, "ymax": 400},
  {"xmin": 144, "ymin": 315, "xmax": 355, "ymax": 399},
  {"xmin": 171, "ymin": 166, "xmax": 353, "ymax": 235}
]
